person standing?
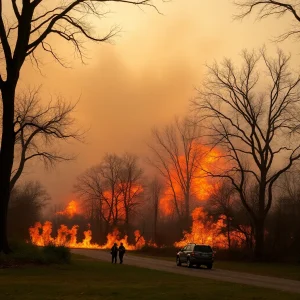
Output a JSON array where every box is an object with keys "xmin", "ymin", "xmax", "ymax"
[
  {"xmin": 119, "ymin": 242, "xmax": 126, "ymax": 264},
  {"xmin": 111, "ymin": 243, "xmax": 118, "ymax": 264}
]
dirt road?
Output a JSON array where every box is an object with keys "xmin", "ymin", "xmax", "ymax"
[{"xmin": 72, "ymin": 249, "xmax": 300, "ymax": 294}]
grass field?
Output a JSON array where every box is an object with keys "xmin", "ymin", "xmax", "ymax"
[
  {"xmin": 0, "ymin": 255, "xmax": 300, "ymax": 300},
  {"xmin": 130, "ymin": 252, "xmax": 300, "ymax": 281}
]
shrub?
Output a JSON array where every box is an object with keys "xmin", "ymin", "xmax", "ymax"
[
  {"xmin": 42, "ymin": 244, "xmax": 71, "ymax": 264},
  {"xmin": 0, "ymin": 242, "xmax": 71, "ymax": 267}
]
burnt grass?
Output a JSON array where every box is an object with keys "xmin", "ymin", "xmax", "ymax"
[{"xmin": 0, "ymin": 254, "xmax": 300, "ymax": 300}]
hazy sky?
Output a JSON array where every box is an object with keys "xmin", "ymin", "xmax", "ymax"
[{"xmin": 18, "ymin": 0, "xmax": 300, "ymax": 207}]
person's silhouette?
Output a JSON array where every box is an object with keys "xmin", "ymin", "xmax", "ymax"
[
  {"xmin": 111, "ymin": 243, "xmax": 118, "ymax": 264},
  {"xmin": 119, "ymin": 242, "xmax": 126, "ymax": 264}
]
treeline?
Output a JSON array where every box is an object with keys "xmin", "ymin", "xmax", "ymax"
[{"xmin": 9, "ymin": 163, "xmax": 300, "ymax": 262}]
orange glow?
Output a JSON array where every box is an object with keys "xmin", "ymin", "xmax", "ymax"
[
  {"xmin": 159, "ymin": 146, "xmax": 222, "ymax": 216},
  {"xmin": 174, "ymin": 207, "xmax": 246, "ymax": 249},
  {"xmin": 29, "ymin": 221, "xmax": 146, "ymax": 250},
  {"xmin": 101, "ymin": 183, "xmax": 143, "ymax": 224},
  {"xmin": 56, "ymin": 200, "xmax": 80, "ymax": 218}
]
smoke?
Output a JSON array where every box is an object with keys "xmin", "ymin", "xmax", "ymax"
[{"xmin": 16, "ymin": 0, "xmax": 298, "ymax": 207}]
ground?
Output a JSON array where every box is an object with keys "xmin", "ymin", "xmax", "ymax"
[
  {"xmin": 72, "ymin": 249, "xmax": 300, "ymax": 294},
  {"xmin": 130, "ymin": 252, "xmax": 300, "ymax": 281},
  {"xmin": 0, "ymin": 254, "xmax": 300, "ymax": 300}
]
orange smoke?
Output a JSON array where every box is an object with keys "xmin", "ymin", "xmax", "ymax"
[
  {"xmin": 29, "ymin": 221, "xmax": 146, "ymax": 250},
  {"xmin": 56, "ymin": 200, "xmax": 80, "ymax": 218},
  {"xmin": 174, "ymin": 207, "xmax": 246, "ymax": 249},
  {"xmin": 160, "ymin": 147, "xmax": 222, "ymax": 216}
]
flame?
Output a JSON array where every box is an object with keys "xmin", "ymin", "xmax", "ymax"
[
  {"xmin": 56, "ymin": 200, "xmax": 80, "ymax": 218},
  {"xmin": 174, "ymin": 207, "xmax": 246, "ymax": 249},
  {"xmin": 29, "ymin": 221, "xmax": 146, "ymax": 250},
  {"xmin": 159, "ymin": 147, "xmax": 222, "ymax": 216}
]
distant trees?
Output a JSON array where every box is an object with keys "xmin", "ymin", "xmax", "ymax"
[
  {"xmin": 0, "ymin": 0, "xmax": 157, "ymax": 253},
  {"xmin": 194, "ymin": 48, "xmax": 300, "ymax": 259},
  {"xmin": 11, "ymin": 88, "xmax": 80, "ymax": 191},
  {"xmin": 8, "ymin": 181, "xmax": 49, "ymax": 241},
  {"xmin": 270, "ymin": 168, "xmax": 300, "ymax": 257},
  {"xmin": 148, "ymin": 117, "xmax": 202, "ymax": 229},
  {"xmin": 75, "ymin": 153, "xmax": 144, "ymax": 239}
]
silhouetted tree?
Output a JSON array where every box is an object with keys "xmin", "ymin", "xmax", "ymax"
[
  {"xmin": 8, "ymin": 181, "xmax": 50, "ymax": 240},
  {"xmin": 11, "ymin": 87, "xmax": 81, "ymax": 191},
  {"xmin": 207, "ymin": 181, "xmax": 235, "ymax": 248},
  {"xmin": 118, "ymin": 153, "xmax": 144, "ymax": 233},
  {"xmin": 148, "ymin": 117, "xmax": 202, "ymax": 229},
  {"xmin": 0, "ymin": 0, "xmax": 157, "ymax": 253},
  {"xmin": 194, "ymin": 48, "xmax": 300, "ymax": 260},
  {"xmin": 75, "ymin": 153, "xmax": 144, "ymax": 239},
  {"xmin": 235, "ymin": 0, "xmax": 300, "ymax": 41},
  {"xmin": 74, "ymin": 165, "xmax": 106, "ymax": 242},
  {"xmin": 147, "ymin": 177, "xmax": 163, "ymax": 243}
]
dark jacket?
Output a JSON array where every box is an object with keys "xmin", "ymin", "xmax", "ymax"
[
  {"xmin": 119, "ymin": 245, "xmax": 126, "ymax": 254},
  {"xmin": 111, "ymin": 245, "xmax": 118, "ymax": 255}
]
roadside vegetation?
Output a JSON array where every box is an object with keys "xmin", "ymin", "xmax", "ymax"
[{"xmin": 0, "ymin": 242, "xmax": 71, "ymax": 268}]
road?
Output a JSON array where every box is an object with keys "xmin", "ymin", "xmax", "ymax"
[{"xmin": 72, "ymin": 249, "xmax": 300, "ymax": 294}]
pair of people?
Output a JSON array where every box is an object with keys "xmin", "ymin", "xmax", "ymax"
[{"xmin": 111, "ymin": 242, "xmax": 126, "ymax": 264}]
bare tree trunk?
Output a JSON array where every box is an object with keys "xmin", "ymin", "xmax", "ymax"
[
  {"xmin": 227, "ymin": 217, "xmax": 231, "ymax": 249},
  {"xmin": 0, "ymin": 84, "xmax": 16, "ymax": 253},
  {"xmin": 154, "ymin": 202, "xmax": 158, "ymax": 243},
  {"xmin": 184, "ymin": 192, "xmax": 190, "ymax": 226},
  {"xmin": 254, "ymin": 218, "xmax": 265, "ymax": 261}
]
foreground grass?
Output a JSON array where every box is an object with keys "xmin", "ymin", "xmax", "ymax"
[
  {"xmin": 0, "ymin": 255, "xmax": 299, "ymax": 300},
  {"xmin": 131, "ymin": 252, "xmax": 300, "ymax": 281}
]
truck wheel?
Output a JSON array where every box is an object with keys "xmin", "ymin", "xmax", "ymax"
[{"xmin": 176, "ymin": 257, "xmax": 181, "ymax": 266}]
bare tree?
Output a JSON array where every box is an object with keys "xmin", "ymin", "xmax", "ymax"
[
  {"xmin": 100, "ymin": 153, "xmax": 123, "ymax": 228},
  {"xmin": 118, "ymin": 153, "xmax": 144, "ymax": 232},
  {"xmin": 75, "ymin": 153, "xmax": 144, "ymax": 238},
  {"xmin": 75, "ymin": 154, "xmax": 122, "ymax": 235},
  {"xmin": 193, "ymin": 48, "xmax": 300, "ymax": 259},
  {"xmin": 0, "ymin": 0, "xmax": 158, "ymax": 253},
  {"xmin": 148, "ymin": 117, "xmax": 202, "ymax": 229},
  {"xmin": 8, "ymin": 180, "xmax": 50, "ymax": 240},
  {"xmin": 11, "ymin": 87, "xmax": 81, "ymax": 191},
  {"xmin": 74, "ymin": 165, "xmax": 112, "ymax": 243},
  {"xmin": 147, "ymin": 176, "xmax": 163, "ymax": 244},
  {"xmin": 207, "ymin": 180, "xmax": 235, "ymax": 248},
  {"xmin": 235, "ymin": 0, "xmax": 300, "ymax": 41}
]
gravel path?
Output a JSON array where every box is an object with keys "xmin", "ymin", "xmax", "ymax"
[{"xmin": 72, "ymin": 249, "xmax": 300, "ymax": 294}]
